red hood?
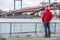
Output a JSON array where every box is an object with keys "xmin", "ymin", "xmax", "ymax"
[{"xmin": 42, "ymin": 8, "xmax": 52, "ymax": 22}]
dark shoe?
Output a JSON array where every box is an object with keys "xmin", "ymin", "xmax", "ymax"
[
  {"xmin": 44, "ymin": 36, "xmax": 47, "ymax": 38},
  {"xmin": 44, "ymin": 36, "xmax": 50, "ymax": 38},
  {"xmin": 47, "ymin": 36, "xmax": 50, "ymax": 38}
]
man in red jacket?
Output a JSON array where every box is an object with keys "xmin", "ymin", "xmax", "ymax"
[{"xmin": 42, "ymin": 7, "xmax": 52, "ymax": 38}]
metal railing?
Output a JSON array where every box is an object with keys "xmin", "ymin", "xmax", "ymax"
[{"xmin": 0, "ymin": 22, "xmax": 60, "ymax": 37}]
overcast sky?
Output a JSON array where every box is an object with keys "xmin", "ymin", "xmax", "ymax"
[{"xmin": 0, "ymin": 0, "xmax": 60, "ymax": 11}]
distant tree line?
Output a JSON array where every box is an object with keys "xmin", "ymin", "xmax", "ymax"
[{"xmin": 0, "ymin": 9, "xmax": 3, "ymax": 14}]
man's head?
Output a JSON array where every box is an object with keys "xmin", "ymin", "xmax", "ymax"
[{"xmin": 45, "ymin": 6, "xmax": 50, "ymax": 11}]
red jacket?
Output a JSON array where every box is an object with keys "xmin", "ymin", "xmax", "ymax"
[{"xmin": 42, "ymin": 8, "xmax": 52, "ymax": 22}]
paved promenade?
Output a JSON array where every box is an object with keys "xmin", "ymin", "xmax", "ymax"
[{"xmin": 7, "ymin": 36, "xmax": 60, "ymax": 40}]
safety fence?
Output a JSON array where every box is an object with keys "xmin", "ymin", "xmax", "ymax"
[{"xmin": 0, "ymin": 22, "xmax": 60, "ymax": 37}]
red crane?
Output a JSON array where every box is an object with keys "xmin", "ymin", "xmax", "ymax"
[{"xmin": 6, "ymin": 2, "xmax": 58, "ymax": 15}]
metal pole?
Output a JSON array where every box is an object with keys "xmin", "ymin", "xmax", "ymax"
[
  {"xmin": 10, "ymin": 22, "xmax": 12, "ymax": 37},
  {"xmin": 54, "ymin": 1, "xmax": 57, "ymax": 19},
  {"xmin": 21, "ymin": 0, "xmax": 22, "ymax": 9},
  {"xmin": 14, "ymin": 0, "xmax": 15, "ymax": 10},
  {"xmin": 35, "ymin": 23, "xmax": 37, "ymax": 35},
  {"xmin": 49, "ymin": 0, "xmax": 50, "ymax": 8},
  {"xmin": 54, "ymin": 23, "xmax": 56, "ymax": 34},
  {"xmin": 0, "ymin": 23, "xmax": 1, "ymax": 36},
  {"xmin": 14, "ymin": 0, "xmax": 22, "ymax": 10},
  {"xmin": 20, "ymin": 23, "xmax": 22, "ymax": 32}
]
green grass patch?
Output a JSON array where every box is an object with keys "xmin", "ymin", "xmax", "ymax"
[{"xmin": 50, "ymin": 32, "xmax": 56, "ymax": 34}]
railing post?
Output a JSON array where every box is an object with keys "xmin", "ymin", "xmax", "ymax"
[
  {"xmin": 0, "ymin": 23, "xmax": 1, "ymax": 36},
  {"xmin": 20, "ymin": 23, "xmax": 22, "ymax": 32},
  {"xmin": 54, "ymin": 22, "xmax": 56, "ymax": 34},
  {"xmin": 35, "ymin": 22, "xmax": 37, "ymax": 35},
  {"xmin": 10, "ymin": 22, "xmax": 12, "ymax": 37}
]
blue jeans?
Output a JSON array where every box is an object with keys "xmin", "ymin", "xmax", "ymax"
[{"xmin": 43, "ymin": 22, "xmax": 50, "ymax": 37}]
